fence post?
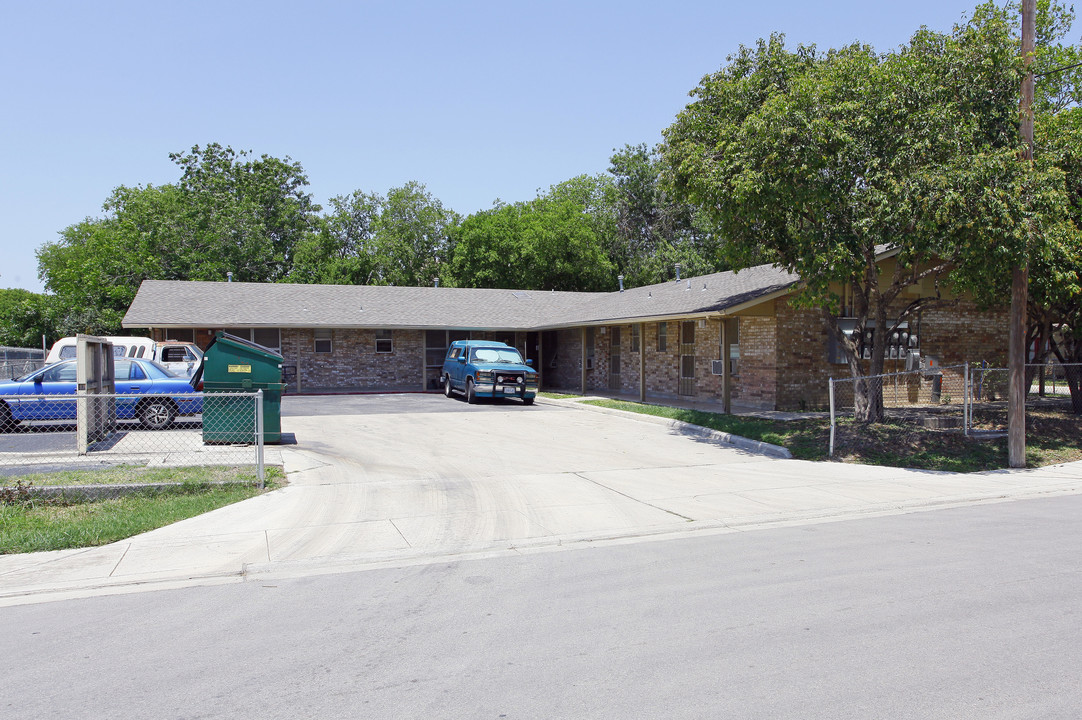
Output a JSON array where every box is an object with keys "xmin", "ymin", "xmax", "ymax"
[
  {"xmin": 964, "ymin": 361, "xmax": 970, "ymax": 436},
  {"xmin": 829, "ymin": 377, "xmax": 836, "ymax": 458},
  {"xmin": 255, "ymin": 389, "xmax": 265, "ymax": 488}
]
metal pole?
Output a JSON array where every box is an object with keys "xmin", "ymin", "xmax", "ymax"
[
  {"xmin": 256, "ymin": 389, "xmax": 265, "ymax": 488},
  {"xmin": 829, "ymin": 377, "xmax": 836, "ymax": 458},
  {"xmin": 964, "ymin": 361, "xmax": 970, "ymax": 436}
]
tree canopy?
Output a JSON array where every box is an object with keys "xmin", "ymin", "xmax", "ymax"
[
  {"xmin": 445, "ymin": 175, "xmax": 617, "ymax": 291},
  {"xmin": 663, "ymin": 2, "xmax": 1076, "ymax": 420},
  {"xmin": 36, "ymin": 144, "xmax": 319, "ymax": 335}
]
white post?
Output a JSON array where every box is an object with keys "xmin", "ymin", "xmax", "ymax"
[
  {"xmin": 829, "ymin": 377, "xmax": 836, "ymax": 458},
  {"xmin": 255, "ymin": 389, "xmax": 265, "ymax": 488},
  {"xmin": 964, "ymin": 361, "xmax": 970, "ymax": 436}
]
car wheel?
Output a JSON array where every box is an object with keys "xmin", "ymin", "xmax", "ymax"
[
  {"xmin": 0, "ymin": 401, "xmax": 18, "ymax": 432},
  {"xmin": 138, "ymin": 398, "xmax": 177, "ymax": 430},
  {"xmin": 466, "ymin": 378, "xmax": 477, "ymax": 404},
  {"xmin": 444, "ymin": 375, "xmax": 454, "ymax": 398},
  {"xmin": 522, "ymin": 397, "xmax": 534, "ymax": 406}
]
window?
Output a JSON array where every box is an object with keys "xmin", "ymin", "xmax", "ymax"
[
  {"xmin": 253, "ymin": 328, "xmax": 281, "ymax": 351},
  {"xmin": 585, "ymin": 328, "xmax": 595, "ymax": 369},
  {"xmin": 165, "ymin": 328, "xmax": 195, "ymax": 343},
  {"xmin": 126, "ymin": 362, "xmax": 146, "ymax": 381},
  {"xmin": 726, "ymin": 320, "xmax": 740, "ymax": 375},
  {"xmin": 630, "ymin": 325, "xmax": 640, "ymax": 353},
  {"xmin": 221, "ymin": 328, "xmax": 281, "ymax": 352},
  {"xmin": 160, "ymin": 347, "xmax": 195, "ymax": 363},
  {"xmin": 376, "ymin": 329, "xmax": 393, "ymax": 353},
  {"xmin": 42, "ymin": 364, "xmax": 78, "ymax": 383},
  {"xmin": 657, "ymin": 322, "xmax": 668, "ymax": 352},
  {"xmin": 314, "ymin": 329, "xmax": 332, "ymax": 354}
]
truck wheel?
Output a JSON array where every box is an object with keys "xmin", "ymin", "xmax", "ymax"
[
  {"xmin": 444, "ymin": 375, "xmax": 454, "ymax": 398},
  {"xmin": 466, "ymin": 379, "xmax": 477, "ymax": 404},
  {"xmin": 522, "ymin": 397, "xmax": 534, "ymax": 406}
]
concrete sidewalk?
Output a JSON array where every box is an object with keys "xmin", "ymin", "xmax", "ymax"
[{"xmin": 2, "ymin": 398, "xmax": 1080, "ymax": 607}]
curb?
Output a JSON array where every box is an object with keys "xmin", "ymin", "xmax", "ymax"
[{"xmin": 535, "ymin": 396, "xmax": 792, "ymax": 459}]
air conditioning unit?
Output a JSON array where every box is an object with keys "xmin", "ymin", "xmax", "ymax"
[{"xmin": 711, "ymin": 360, "xmax": 726, "ymax": 376}]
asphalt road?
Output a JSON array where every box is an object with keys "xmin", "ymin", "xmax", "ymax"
[
  {"xmin": 3, "ymin": 494, "xmax": 1080, "ymax": 719},
  {"xmin": 280, "ymin": 391, "xmax": 530, "ymax": 416}
]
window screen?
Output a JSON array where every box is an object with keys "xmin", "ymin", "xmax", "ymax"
[{"xmin": 314, "ymin": 329, "xmax": 332, "ymax": 353}]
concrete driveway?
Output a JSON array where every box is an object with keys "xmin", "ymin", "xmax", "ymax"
[{"xmin": 2, "ymin": 394, "xmax": 1081, "ymax": 605}]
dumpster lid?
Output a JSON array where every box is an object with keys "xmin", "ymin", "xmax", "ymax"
[
  {"xmin": 191, "ymin": 332, "xmax": 284, "ymax": 388},
  {"xmin": 209, "ymin": 331, "xmax": 284, "ymax": 360}
]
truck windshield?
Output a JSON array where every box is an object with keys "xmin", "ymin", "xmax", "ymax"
[{"xmin": 472, "ymin": 348, "xmax": 524, "ymax": 364}]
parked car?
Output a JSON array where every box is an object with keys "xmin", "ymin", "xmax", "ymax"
[
  {"xmin": 154, "ymin": 341, "xmax": 203, "ymax": 378},
  {"xmin": 0, "ymin": 358, "xmax": 202, "ymax": 431},
  {"xmin": 442, "ymin": 340, "xmax": 537, "ymax": 405},
  {"xmin": 45, "ymin": 336, "xmax": 156, "ymax": 364}
]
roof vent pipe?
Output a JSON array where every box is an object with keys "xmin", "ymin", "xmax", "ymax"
[
  {"xmin": 434, "ymin": 278, "xmax": 439, "ymax": 288},
  {"xmin": 675, "ymin": 263, "xmax": 681, "ymax": 281},
  {"xmin": 618, "ymin": 275, "xmax": 624, "ymax": 292},
  {"xmin": 227, "ymin": 271, "xmax": 233, "ymax": 283},
  {"xmin": 686, "ymin": 279, "xmax": 691, "ymax": 291}
]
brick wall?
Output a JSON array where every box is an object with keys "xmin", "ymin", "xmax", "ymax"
[
  {"xmin": 154, "ymin": 297, "xmax": 1008, "ymax": 404},
  {"xmin": 281, "ymin": 328, "xmax": 424, "ymax": 392},
  {"xmin": 731, "ymin": 315, "xmax": 777, "ymax": 409},
  {"xmin": 770, "ymin": 298, "xmax": 1010, "ymax": 411},
  {"xmin": 645, "ymin": 321, "xmax": 681, "ymax": 399}
]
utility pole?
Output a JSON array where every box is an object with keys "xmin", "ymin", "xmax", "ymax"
[{"xmin": 1010, "ymin": 0, "xmax": 1036, "ymax": 467}]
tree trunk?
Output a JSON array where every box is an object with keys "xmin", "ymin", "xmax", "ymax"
[{"xmin": 1066, "ymin": 365, "xmax": 1082, "ymax": 415}]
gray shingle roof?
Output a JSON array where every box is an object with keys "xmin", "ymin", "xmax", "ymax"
[{"xmin": 122, "ymin": 264, "xmax": 797, "ymax": 330}]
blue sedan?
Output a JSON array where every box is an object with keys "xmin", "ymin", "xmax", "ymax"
[{"xmin": 0, "ymin": 358, "xmax": 202, "ymax": 431}]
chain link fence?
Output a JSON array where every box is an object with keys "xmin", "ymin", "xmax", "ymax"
[
  {"xmin": 0, "ymin": 346, "xmax": 45, "ymax": 380},
  {"xmin": 0, "ymin": 391, "xmax": 267, "ymax": 501},
  {"xmin": 828, "ymin": 362, "xmax": 1082, "ymax": 456},
  {"xmin": 828, "ymin": 365, "xmax": 968, "ymax": 456},
  {"xmin": 968, "ymin": 363, "xmax": 1082, "ymax": 433}
]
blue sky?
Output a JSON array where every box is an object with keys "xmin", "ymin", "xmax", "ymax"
[{"xmin": 1, "ymin": 0, "xmax": 993, "ymax": 292}]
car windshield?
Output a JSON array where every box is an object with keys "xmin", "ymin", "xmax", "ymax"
[{"xmin": 472, "ymin": 348, "xmax": 524, "ymax": 364}]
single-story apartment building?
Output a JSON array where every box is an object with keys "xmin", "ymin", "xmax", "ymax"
[{"xmin": 121, "ymin": 253, "xmax": 1009, "ymax": 412}]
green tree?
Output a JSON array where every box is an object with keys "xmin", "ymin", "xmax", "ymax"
[
  {"xmin": 0, "ymin": 289, "xmax": 57, "ymax": 349},
  {"xmin": 168, "ymin": 143, "xmax": 319, "ymax": 282},
  {"xmin": 608, "ymin": 143, "xmax": 724, "ymax": 286},
  {"xmin": 37, "ymin": 144, "xmax": 319, "ymax": 333},
  {"xmin": 447, "ymin": 176, "xmax": 616, "ymax": 291},
  {"xmin": 664, "ymin": 7, "xmax": 1060, "ymax": 421},
  {"xmin": 288, "ymin": 190, "xmax": 381, "ymax": 285},
  {"xmin": 370, "ymin": 182, "xmax": 458, "ymax": 287}
]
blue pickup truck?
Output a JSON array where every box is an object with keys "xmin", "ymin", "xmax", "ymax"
[{"xmin": 442, "ymin": 340, "xmax": 538, "ymax": 405}]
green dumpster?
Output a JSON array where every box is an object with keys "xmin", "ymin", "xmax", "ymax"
[{"xmin": 199, "ymin": 332, "xmax": 285, "ymax": 443}]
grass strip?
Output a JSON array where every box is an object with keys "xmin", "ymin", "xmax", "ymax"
[
  {"xmin": 1, "ymin": 467, "xmax": 284, "ymax": 554},
  {"xmin": 584, "ymin": 399, "xmax": 1082, "ymax": 472},
  {"xmin": 1, "ymin": 464, "xmax": 269, "ymax": 487}
]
